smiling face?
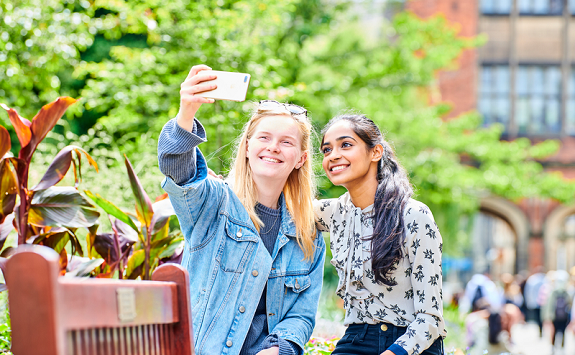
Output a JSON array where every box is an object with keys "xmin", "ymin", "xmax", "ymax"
[
  {"xmin": 246, "ymin": 114, "xmax": 307, "ymax": 184},
  {"xmin": 321, "ymin": 120, "xmax": 382, "ymax": 189}
]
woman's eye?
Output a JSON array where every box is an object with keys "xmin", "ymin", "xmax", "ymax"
[
  {"xmin": 322, "ymin": 147, "xmax": 332, "ymax": 154},
  {"xmin": 283, "ymin": 141, "xmax": 293, "ymax": 145},
  {"xmin": 259, "ymin": 136, "xmax": 269, "ymax": 140},
  {"xmin": 342, "ymin": 142, "xmax": 352, "ymax": 148}
]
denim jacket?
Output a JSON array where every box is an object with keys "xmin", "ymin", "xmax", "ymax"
[{"xmin": 158, "ymin": 118, "xmax": 326, "ymax": 355}]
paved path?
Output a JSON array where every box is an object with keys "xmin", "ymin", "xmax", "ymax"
[{"xmin": 510, "ymin": 322, "xmax": 575, "ymax": 355}]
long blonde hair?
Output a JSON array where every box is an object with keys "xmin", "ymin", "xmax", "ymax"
[{"xmin": 230, "ymin": 105, "xmax": 317, "ymax": 259}]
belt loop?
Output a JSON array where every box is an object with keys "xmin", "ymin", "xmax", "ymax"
[
  {"xmin": 351, "ymin": 323, "xmax": 370, "ymax": 344},
  {"xmin": 359, "ymin": 323, "xmax": 369, "ymax": 342}
]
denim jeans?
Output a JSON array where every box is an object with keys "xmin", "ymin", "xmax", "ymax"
[{"xmin": 332, "ymin": 323, "xmax": 444, "ymax": 355}]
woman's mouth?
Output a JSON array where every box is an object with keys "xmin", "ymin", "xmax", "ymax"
[
  {"xmin": 260, "ymin": 156, "xmax": 283, "ymax": 164},
  {"xmin": 329, "ymin": 164, "xmax": 349, "ymax": 173}
]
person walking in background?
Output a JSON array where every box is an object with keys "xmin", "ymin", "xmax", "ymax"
[
  {"xmin": 460, "ymin": 272, "xmax": 503, "ymax": 314},
  {"xmin": 501, "ymin": 273, "xmax": 524, "ymax": 309},
  {"xmin": 314, "ymin": 114, "xmax": 445, "ymax": 355},
  {"xmin": 524, "ymin": 267, "xmax": 546, "ymax": 337},
  {"xmin": 542, "ymin": 270, "xmax": 572, "ymax": 352},
  {"xmin": 158, "ymin": 65, "xmax": 326, "ymax": 355}
]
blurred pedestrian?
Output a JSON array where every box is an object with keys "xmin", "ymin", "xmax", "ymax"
[
  {"xmin": 465, "ymin": 298, "xmax": 520, "ymax": 355},
  {"xmin": 460, "ymin": 272, "xmax": 503, "ymax": 314},
  {"xmin": 501, "ymin": 273, "xmax": 524, "ymax": 309},
  {"xmin": 524, "ymin": 267, "xmax": 545, "ymax": 336},
  {"xmin": 542, "ymin": 270, "xmax": 572, "ymax": 350}
]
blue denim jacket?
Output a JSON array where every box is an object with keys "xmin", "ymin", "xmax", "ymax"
[{"xmin": 158, "ymin": 118, "xmax": 326, "ymax": 355}]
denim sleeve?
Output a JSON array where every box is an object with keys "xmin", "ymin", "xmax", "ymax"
[
  {"xmin": 158, "ymin": 117, "xmax": 207, "ymax": 185},
  {"xmin": 260, "ymin": 334, "xmax": 301, "ymax": 355},
  {"xmin": 269, "ymin": 233, "xmax": 326, "ymax": 350}
]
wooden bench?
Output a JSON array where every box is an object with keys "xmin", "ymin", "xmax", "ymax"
[{"xmin": 4, "ymin": 245, "xmax": 194, "ymax": 355}]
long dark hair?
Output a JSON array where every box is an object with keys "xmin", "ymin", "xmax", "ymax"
[{"xmin": 321, "ymin": 114, "xmax": 413, "ymax": 286}]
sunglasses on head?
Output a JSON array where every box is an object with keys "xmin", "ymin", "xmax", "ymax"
[{"xmin": 258, "ymin": 100, "xmax": 308, "ymax": 119}]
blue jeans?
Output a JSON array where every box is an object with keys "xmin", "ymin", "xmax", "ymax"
[{"xmin": 332, "ymin": 323, "xmax": 443, "ymax": 355}]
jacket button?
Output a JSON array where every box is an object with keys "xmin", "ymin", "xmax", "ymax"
[
  {"xmin": 295, "ymin": 279, "xmax": 300, "ymax": 289},
  {"xmin": 252, "ymin": 270, "xmax": 258, "ymax": 277},
  {"xmin": 380, "ymin": 324, "xmax": 388, "ymax": 331},
  {"xmin": 239, "ymin": 306, "xmax": 245, "ymax": 313},
  {"xmin": 236, "ymin": 229, "xmax": 242, "ymax": 237},
  {"xmin": 226, "ymin": 340, "xmax": 233, "ymax": 347}
]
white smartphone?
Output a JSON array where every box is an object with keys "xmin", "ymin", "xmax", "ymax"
[{"xmin": 196, "ymin": 70, "xmax": 251, "ymax": 102}]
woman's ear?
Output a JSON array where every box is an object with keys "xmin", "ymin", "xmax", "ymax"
[
  {"xmin": 296, "ymin": 151, "xmax": 308, "ymax": 169},
  {"xmin": 372, "ymin": 144, "xmax": 384, "ymax": 163}
]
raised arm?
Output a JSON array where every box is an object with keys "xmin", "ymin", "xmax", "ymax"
[{"xmin": 158, "ymin": 65, "xmax": 217, "ymax": 185}]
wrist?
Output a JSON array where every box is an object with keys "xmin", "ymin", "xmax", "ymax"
[{"xmin": 176, "ymin": 111, "xmax": 197, "ymax": 132}]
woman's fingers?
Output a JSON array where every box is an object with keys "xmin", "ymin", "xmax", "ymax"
[
  {"xmin": 184, "ymin": 72, "xmax": 217, "ymax": 87},
  {"xmin": 180, "ymin": 93, "xmax": 215, "ymax": 104},
  {"xmin": 186, "ymin": 64, "xmax": 212, "ymax": 80},
  {"xmin": 181, "ymin": 83, "xmax": 217, "ymax": 95}
]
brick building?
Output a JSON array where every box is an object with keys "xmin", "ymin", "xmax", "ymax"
[{"xmin": 406, "ymin": 0, "xmax": 575, "ymax": 275}]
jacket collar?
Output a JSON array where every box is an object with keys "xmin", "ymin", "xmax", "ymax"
[{"xmin": 278, "ymin": 193, "xmax": 297, "ymax": 238}]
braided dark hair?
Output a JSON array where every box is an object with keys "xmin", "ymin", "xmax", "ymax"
[{"xmin": 321, "ymin": 114, "xmax": 413, "ymax": 286}]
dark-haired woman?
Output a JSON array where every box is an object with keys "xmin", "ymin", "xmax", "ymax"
[{"xmin": 314, "ymin": 114, "xmax": 446, "ymax": 355}]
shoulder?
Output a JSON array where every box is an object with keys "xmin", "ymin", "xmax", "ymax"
[
  {"xmin": 403, "ymin": 199, "xmax": 441, "ymax": 241},
  {"xmin": 403, "ymin": 198, "xmax": 433, "ymax": 219}
]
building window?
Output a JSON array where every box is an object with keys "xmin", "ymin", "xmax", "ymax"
[
  {"xmin": 519, "ymin": 0, "xmax": 563, "ymax": 15},
  {"xmin": 567, "ymin": 70, "xmax": 575, "ymax": 135},
  {"xmin": 516, "ymin": 65, "xmax": 561, "ymax": 134},
  {"xmin": 479, "ymin": 64, "xmax": 562, "ymax": 135},
  {"xmin": 479, "ymin": 65, "xmax": 510, "ymax": 128},
  {"xmin": 481, "ymin": 0, "xmax": 565, "ymax": 15},
  {"xmin": 481, "ymin": 0, "xmax": 512, "ymax": 14}
]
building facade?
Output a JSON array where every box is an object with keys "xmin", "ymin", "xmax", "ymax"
[{"xmin": 407, "ymin": 0, "xmax": 575, "ymax": 274}]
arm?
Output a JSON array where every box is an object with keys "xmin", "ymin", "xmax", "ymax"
[
  {"xmin": 158, "ymin": 64, "xmax": 217, "ymax": 185},
  {"xmin": 386, "ymin": 203, "xmax": 445, "ymax": 355},
  {"xmin": 268, "ymin": 234, "xmax": 327, "ymax": 353}
]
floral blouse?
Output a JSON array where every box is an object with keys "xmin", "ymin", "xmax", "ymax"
[{"xmin": 314, "ymin": 192, "xmax": 447, "ymax": 355}]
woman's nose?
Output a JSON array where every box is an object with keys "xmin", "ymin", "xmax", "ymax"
[
  {"xmin": 330, "ymin": 151, "xmax": 341, "ymax": 161},
  {"xmin": 267, "ymin": 140, "xmax": 280, "ymax": 152}
]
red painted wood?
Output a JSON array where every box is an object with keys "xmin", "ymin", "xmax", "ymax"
[
  {"xmin": 153, "ymin": 264, "xmax": 194, "ymax": 355},
  {"xmin": 6, "ymin": 246, "xmax": 194, "ymax": 355}
]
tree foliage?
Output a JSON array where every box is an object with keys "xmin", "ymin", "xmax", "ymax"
[{"xmin": 1, "ymin": 0, "xmax": 574, "ymax": 259}]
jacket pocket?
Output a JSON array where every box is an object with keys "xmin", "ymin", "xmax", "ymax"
[
  {"xmin": 218, "ymin": 218, "xmax": 257, "ymax": 273},
  {"xmin": 284, "ymin": 275, "xmax": 311, "ymax": 293}
]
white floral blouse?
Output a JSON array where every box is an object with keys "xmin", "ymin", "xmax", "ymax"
[{"xmin": 314, "ymin": 192, "xmax": 447, "ymax": 355}]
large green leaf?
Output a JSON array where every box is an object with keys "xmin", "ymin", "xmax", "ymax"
[
  {"xmin": 32, "ymin": 145, "xmax": 98, "ymax": 191},
  {"xmin": 0, "ymin": 159, "xmax": 18, "ymax": 224},
  {"xmin": 0, "ymin": 125, "xmax": 10, "ymax": 158},
  {"xmin": 65, "ymin": 257, "xmax": 105, "ymax": 277},
  {"xmin": 150, "ymin": 198, "xmax": 176, "ymax": 238},
  {"xmin": 32, "ymin": 230, "xmax": 70, "ymax": 254},
  {"xmin": 85, "ymin": 190, "xmax": 139, "ymax": 233},
  {"xmin": 125, "ymin": 249, "xmax": 145, "ymax": 279},
  {"xmin": 124, "ymin": 156, "xmax": 153, "ymax": 229},
  {"xmin": 158, "ymin": 237, "xmax": 184, "ymax": 260},
  {"xmin": 0, "ymin": 214, "xmax": 14, "ymax": 251},
  {"xmin": 28, "ymin": 187, "xmax": 100, "ymax": 228}
]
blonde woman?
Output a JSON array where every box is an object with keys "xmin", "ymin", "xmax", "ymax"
[{"xmin": 158, "ymin": 65, "xmax": 325, "ymax": 355}]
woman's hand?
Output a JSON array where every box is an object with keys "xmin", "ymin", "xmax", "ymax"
[
  {"xmin": 177, "ymin": 64, "xmax": 218, "ymax": 131},
  {"xmin": 255, "ymin": 346, "xmax": 279, "ymax": 355}
]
